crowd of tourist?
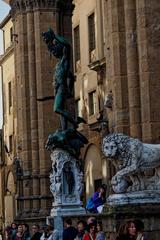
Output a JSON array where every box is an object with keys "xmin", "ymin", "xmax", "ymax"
[
  {"xmin": 1, "ymin": 217, "xmax": 147, "ymax": 240},
  {"xmin": 61, "ymin": 217, "xmax": 105, "ymax": 240},
  {"xmin": 63, "ymin": 217, "xmax": 147, "ymax": 240}
]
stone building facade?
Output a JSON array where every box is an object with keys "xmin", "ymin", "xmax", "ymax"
[
  {"xmin": 1, "ymin": 0, "xmax": 160, "ymax": 228},
  {"xmin": 103, "ymin": 0, "xmax": 160, "ymax": 142},
  {"xmin": 0, "ymin": 14, "xmax": 16, "ymax": 228},
  {"xmin": 72, "ymin": 0, "xmax": 160, "ymax": 199},
  {"xmin": 72, "ymin": 0, "xmax": 109, "ymax": 199}
]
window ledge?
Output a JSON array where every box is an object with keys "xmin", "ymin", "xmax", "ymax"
[{"xmin": 88, "ymin": 57, "xmax": 106, "ymax": 72}]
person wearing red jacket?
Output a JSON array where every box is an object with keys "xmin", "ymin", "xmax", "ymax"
[{"xmin": 83, "ymin": 223, "xmax": 96, "ymax": 240}]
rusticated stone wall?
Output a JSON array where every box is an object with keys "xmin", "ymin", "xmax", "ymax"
[{"xmin": 104, "ymin": 0, "xmax": 160, "ymax": 143}]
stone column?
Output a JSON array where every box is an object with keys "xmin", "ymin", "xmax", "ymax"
[
  {"xmin": 13, "ymin": 11, "xmax": 32, "ymax": 214},
  {"xmin": 124, "ymin": 0, "xmax": 142, "ymax": 138},
  {"xmin": 96, "ymin": 0, "xmax": 105, "ymax": 60},
  {"xmin": 136, "ymin": 0, "xmax": 160, "ymax": 142},
  {"xmin": 13, "ymin": 15, "xmax": 22, "ymax": 213},
  {"xmin": 110, "ymin": 0, "xmax": 129, "ymax": 134},
  {"xmin": 26, "ymin": 9, "xmax": 40, "ymax": 213}
]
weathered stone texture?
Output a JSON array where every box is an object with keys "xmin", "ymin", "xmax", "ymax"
[
  {"xmin": 9, "ymin": 0, "xmax": 74, "ymax": 221},
  {"xmin": 103, "ymin": 0, "xmax": 160, "ymax": 141}
]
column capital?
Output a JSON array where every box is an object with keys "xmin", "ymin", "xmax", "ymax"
[{"xmin": 10, "ymin": 0, "xmax": 74, "ymax": 17}]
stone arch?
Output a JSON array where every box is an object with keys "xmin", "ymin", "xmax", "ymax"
[
  {"xmin": 5, "ymin": 171, "xmax": 16, "ymax": 225},
  {"xmin": 6, "ymin": 171, "xmax": 15, "ymax": 194},
  {"xmin": 84, "ymin": 144, "xmax": 102, "ymax": 198}
]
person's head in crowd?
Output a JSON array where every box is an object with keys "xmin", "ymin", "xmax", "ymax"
[
  {"xmin": 97, "ymin": 221, "xmax": 103, "ymax": 232},
  {"xmin": 117, "ymin": 220, "xmax": 137, "ymax": 239},
  {"xmin": 41, "ymin": 224, "xmax": 48, "ymax": 238},
  {"xmin": 22, "ymin": 223, "xmax": 29, "ymax": 233},
  {"xmin": 87, "ymin": 223, "xmax": 97, "ymax": 236},
  {"xmin": 17, "ymin": 224, "xmax": 23, "ymax": 234},
  {"xmin": 41, "ymin": 224, "xmax": 48, "ymax": 231},
  {"xmin": 10, "ymin": 223, "xmax": 17, "ymax": 239},
  {"xmin": 32, "ymin": 224, "xmax": 40, "ymax": 234},
  {"xmin": 87, "ymin": 217, "xmax": 97, "ymax": 226},
  {"xmin": 11, "ymin": 223, "xmax": 17, "ymax": 229},
  {"xmin": 77, "ymin": 220, "xmax": 87, "ymax": 233},
  {"xmin": 64, "ymin": 219, "xmax": 72, "ymax": 228},
  {"xmin": 127, "ymin": 221, "xmax": 136, "ymax": 237}
]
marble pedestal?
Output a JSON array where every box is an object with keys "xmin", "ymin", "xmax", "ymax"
[
  {"xmin": 48, "ymin": 149, "xmax": 86, "ymax": 239},
  {"xmin": 48, "ymin": 205, "xmax": 85, "ymax": 239}
]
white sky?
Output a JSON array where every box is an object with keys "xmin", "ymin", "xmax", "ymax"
[{"xmin": 0, "ymin": 0, "xmax": 10, "ymax": 128}]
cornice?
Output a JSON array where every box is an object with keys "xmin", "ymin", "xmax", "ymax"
[
  {"xmin": 9, "ymin": 0, "xmax": 74, "ymax": 16},
  {"xmin": 0, "ymin": 14, "xmax": 11, "ymax": 29},
  {"xmin": 0, "ymin": 45, "xmax": 14, "ymax": 65}
]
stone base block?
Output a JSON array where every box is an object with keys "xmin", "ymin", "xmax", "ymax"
[
  {"xmin": 107, "ymin": 190, "xmax": 160, "ymax": 205},
  {"xmin": 50, "ymin": 205, "xmax": 86, "ymax": 217},
  {"xmin": 47, "ymin": 206, "xmax": 86, "ymax": 240}
]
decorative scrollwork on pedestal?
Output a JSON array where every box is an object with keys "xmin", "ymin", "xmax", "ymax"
[{"xmin": 50, "ymin": 149, "xmax": 84, "ymax": 207}]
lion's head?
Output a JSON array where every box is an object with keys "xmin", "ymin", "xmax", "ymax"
[
  {"xmin": 102, "ymin": 140, "xmax": 118, "ymax": 158},
  {"xmin": 102, "ymin": 133, "xmax": 130, "ymax": 159}
]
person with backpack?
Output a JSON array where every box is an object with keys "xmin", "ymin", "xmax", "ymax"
[{"xmin": 86, "ymin": 185, "xmax": 106, "ymax": 213}]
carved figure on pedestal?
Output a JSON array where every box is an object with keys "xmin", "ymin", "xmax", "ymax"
[
  {"xmin": 102, "ymin": 133, "xmax": 160, "ymax": 193},
  {"xmin": 77, "ymin": 172, "xmax": 84, "ymax": 195},
  {"xmin": 55, "ymin": 175, "xmax": 62, "ymax": 194},
  {"xmin": 50, "ymin": 149, "xmax": 84, "ymax": 206}
]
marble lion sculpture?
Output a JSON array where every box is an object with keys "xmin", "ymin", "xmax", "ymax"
[{"xmin": 102, "ymin": 133, "xmax": 160, "ymax": 193}]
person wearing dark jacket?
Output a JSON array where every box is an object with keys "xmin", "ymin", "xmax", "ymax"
[
  {"xmin": 11, "ymin": 223, "xmax": 17, "ymax": 240},
  {"xmin": 63, "ymin": 219, "xmax": 78, "ymax": 240},
  {"xmin": 22, "ymin": 224, "xmax": 30, "ymax": 240},
  {"xmin": 74, "ymin": 220, "xmax": 87, "ymax": 240},
  {"xmin": 31, "ymin": 225, "xmax": 42, "ymax": 240}
]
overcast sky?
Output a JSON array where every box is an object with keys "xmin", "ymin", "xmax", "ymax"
[{"xmin": 0, "ymin": 0, "xmax": 10, "ymax": 128}]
